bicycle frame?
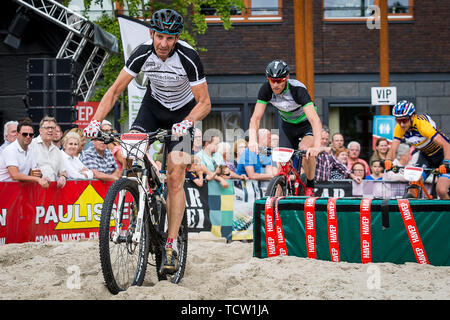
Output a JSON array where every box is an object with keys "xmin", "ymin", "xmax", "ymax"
[
  {"xmin": 403, "ymin": 166, "xmax": 437, "ymax": 199},
  {"xmin": 98, "ymin": 128, "xmax": 191, "ymax": 291},
  {"xmin": 277, "ymin": 161, "xmax": 304, "ymax": 196},
  {"xmin": 270, "ymin": 147, "xmax": 307, "ymax": 196},
  {"xmin": 101, "ymin": 130, "xmax": 170, "ymax": 245}
]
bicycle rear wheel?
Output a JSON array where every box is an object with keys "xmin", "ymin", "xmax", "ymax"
[
  {"xmin": 154, "ymin": 203, "xmax": 188, "ymax": 284},
  {"xmin": 266, "ymin": 175, "xmax": 294, "ymax": 196},
  {"xmin": 99, "ymin": 178, "xmax": 150, "ymax": 294}
]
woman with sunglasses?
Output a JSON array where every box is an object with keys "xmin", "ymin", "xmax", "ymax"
[
  {"xmin": 248, "ymin": 59, "xmax": 322, "ymax": 196},
  {"xmin": 385, "ymin": 100, "xmax": 450, "ymax": 199}
]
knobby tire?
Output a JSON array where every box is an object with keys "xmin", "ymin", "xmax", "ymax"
[
  {"xmin": 99, "ymin": 178, "xmax": 150, "ymax": 295},
  {"xmin": 266, "ymin": 175, "xmax": 290, "ymax": 197}
]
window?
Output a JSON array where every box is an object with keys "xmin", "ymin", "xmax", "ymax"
[
  {"xmin": 201, "ymin": 0, "xmax": 283, "ymax": 24},
  {"xmin": 251, "ymin": 104, "xmax": 276, "ymax": 130},
  {"xmin": 324, "ymin": 100, "xmax": 377, "ymax": 161},
  {"xmin": 323, "ymin": 0, "xmax": 413, "ymax": 21},
  {"xmin": 202, "ymin": 107, "xmax": 243, "ymax": 142},
  {"xmin": 200, "ymin": 101, "xmax": 277, "ymax": 142},
  {"xmin": 67, "ymin": 0, "xmax": 115, "ymax": 20}
]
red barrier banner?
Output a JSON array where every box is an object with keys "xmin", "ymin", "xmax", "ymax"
[
  {"xmin": 327, "ymin": 197, "xmax": 340, "ymax": 262},
  {"xmin": 264, "ymin": 197, "xmax": 277, "ymax": 257},
  {"xmin": 0, "ymin": 180, "xmax": 112, "ymax": 244},
  {"xmin": 360, "ymin": 198, "xmax": 372, "ymax": 264},
  {"xmin": 304, "ymin": 197, "xmax": 318, "ymax": 259},
  {"xmin": 274, "ymin": 197, "xmax": 288, "ymax": 256},
  {"xmin": 397, "ymin": 199, "xmax": 429, "ymax": 264}
]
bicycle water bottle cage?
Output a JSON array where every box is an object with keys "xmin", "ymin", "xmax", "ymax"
[{"xmin": 271, "ymin": 147, "xmax": 295, "ymax": 164}]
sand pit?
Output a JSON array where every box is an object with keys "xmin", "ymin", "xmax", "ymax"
[{"xmin": 0, "ymin": 232, "xmax": 448, "ymax": 300}]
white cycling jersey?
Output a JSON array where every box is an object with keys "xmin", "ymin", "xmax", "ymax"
[{"xmin": 124, "ymin": 39, "xmax": 206, "ymax": 111}]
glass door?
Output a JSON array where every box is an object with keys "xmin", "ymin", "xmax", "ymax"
[{"xmin": 328, "ymin": 104, "xmax": 377, "ymax": 161}]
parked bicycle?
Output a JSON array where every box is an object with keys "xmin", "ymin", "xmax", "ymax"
[
  {"xmin": 264, "ymin": 147, "xmax": 308, "ymax": 197},
  {"xmin": 96, "ymin": 129, "xmax": 188, "ymax": 294}
]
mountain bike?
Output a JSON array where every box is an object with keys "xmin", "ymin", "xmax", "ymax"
[
  {"xmin": 265, "ymin": 147, "xmax": 307, "ymax": 197},
  {"xmin": 97, "ymin": 129, "xmax": 188, "ymax": 294}
]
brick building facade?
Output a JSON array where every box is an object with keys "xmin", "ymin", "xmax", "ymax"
[
  {"xmin": 1, "ymin": 1, "xmax": 448, "ymax": 159},
  {"xmin": 195, "ymin": 0, "xmax": 450, "ymax": 159}
]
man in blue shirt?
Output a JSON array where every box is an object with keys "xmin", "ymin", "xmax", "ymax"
[{"xmin": 236, "ymin": 129, "xmax": 276, "ymax": 181}]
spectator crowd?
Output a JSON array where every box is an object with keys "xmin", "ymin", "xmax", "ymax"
[
  {"xmin": 0, "ymin": 117, "xmax": 119, "ymax": 186},
  {"xmin": 188, "ymin": 125, "xmax": 418, "ymax": 190},
  {"xmin": 0, "ymin": 118, "xmax": 416, "ymax": 190}
]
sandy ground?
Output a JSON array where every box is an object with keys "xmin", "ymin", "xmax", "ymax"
[{"xmin": 0, "ymin": 232, "xmax": 449, "ymax": 300}]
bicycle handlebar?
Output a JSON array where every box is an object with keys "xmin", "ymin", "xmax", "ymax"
[
  {"xmin": 262, "ymin": 147, "xmax": 307, "ymax": 158},
  {"xmin": 95, "ymin": 128, "xmax": 172, "ymax": 145},
  {"xmin": 386, "ymin": 165, "xmax": 443, "ymax": 174}
]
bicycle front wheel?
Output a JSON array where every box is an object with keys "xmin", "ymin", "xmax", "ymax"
[
  {"xmin": 265, "ymin": 175, "xmax": 294, "ymax": 197},
  {"xmin": 99, "ymin": 178, "xmax": 150, "ymax": 295}
]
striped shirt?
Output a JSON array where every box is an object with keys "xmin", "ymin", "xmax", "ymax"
[
  {"xmin": 124, "ymin": 39, "xmax": 206, "ymax": 111},
  {"xmin": 315, "ymin": 152, "xmax": 352, "ymax": 182},
  {"xmin": 80, "ymin": 145, "xmax": 118, "ymax": 175}
]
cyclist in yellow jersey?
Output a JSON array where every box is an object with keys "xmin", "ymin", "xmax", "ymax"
[{"xmin": 385, "ymin": 100, "xmax": 450, "ymax": 199}]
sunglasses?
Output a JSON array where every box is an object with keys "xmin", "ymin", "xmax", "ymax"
[
  {"xmin": 21, "ymin": 132, "xmax": 34, "ymax": 137},
  {"xmin": 396, "ymin": 118, "xmax": 410, "ymax": 124},
  {"xmin": 268, "ymin": 77, "xmax": 286, "ymax": 84}
]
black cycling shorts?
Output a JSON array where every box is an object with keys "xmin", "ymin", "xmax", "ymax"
[
  {"xmin": 279, "ymin": 120, "xmax": 313, "ymax": 149},
  {"xmin": 413, "ymin": 148, "xmax": 450, "ymax": 179},
  {"xmin": 414, "ymin": 148, "xmax": 444, "ymax": 169},
  {"xmin": 130, "ymin": 95, "xmax": 195, "ymax": 154}
]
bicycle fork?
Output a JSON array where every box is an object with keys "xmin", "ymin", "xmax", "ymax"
[
  {"xmin": 132, "ymin": 174, "xmax": 149, "ymax": 244},
  {"xmin": 112, "ymin": 189, "xmax": 127, "ymax": 243},
  {"xmin": 111, "ymin": 175, "xmax": 150, "ymax": 245}
]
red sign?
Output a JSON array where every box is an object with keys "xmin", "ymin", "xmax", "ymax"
[
  {"xmin": 360, "ymin": 198, "xmax": 372, "ymax": 263},
  {"xmin": 0, "ymin": 180, "xmax": 112, "ymax": 244},
  {"xmin": 327, "ymin": 197, "xmax": 340, "ymax": 262},
  {"xmin": 74, "ymin": 101, "xmax": 100, "ymax": 129},
  {"xmin": 397, "ymin": 199, "xmax": 429, "ymax": 264},
  {"xmin": 264, "ymin": 197, "xmax": 277, "ymax": 257},
  {"xmin": 304, "ymin": 197, "xmax": 318, "ymax": 259},
  {"xmin": 273, "ymin": 197, "xmax": 288, "ymax": 256}
]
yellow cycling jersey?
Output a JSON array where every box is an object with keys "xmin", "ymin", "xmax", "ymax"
[{"xmin": 393, "ymin": 114, "xmax": 448, "ymax": 156}]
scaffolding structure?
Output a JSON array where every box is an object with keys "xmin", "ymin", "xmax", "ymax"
[{"xmin": 12, "ymin": 0, "xmax": 117, "ymax": 102}]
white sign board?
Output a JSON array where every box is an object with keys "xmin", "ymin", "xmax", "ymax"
[{"xmin": 371, "ymin": 86, "xmax": 397, "ymax": 105}]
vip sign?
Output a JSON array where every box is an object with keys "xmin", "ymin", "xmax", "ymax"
[{"xmin": 371, "ymin": 87, "xmax": 397, "ymax": 105}]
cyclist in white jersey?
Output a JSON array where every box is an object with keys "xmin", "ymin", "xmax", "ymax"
[
  {"xmin": 83, "ymin": 9, "xmax": 211, "ymax": 275},
  {"xmin": 249, "ymin": 60, "xmax": 322, "ymax": 196}
]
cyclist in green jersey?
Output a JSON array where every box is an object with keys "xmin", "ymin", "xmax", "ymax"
[{"xmin": 248, "ymin": 60, "xmax": 322, "ymax": 196}]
